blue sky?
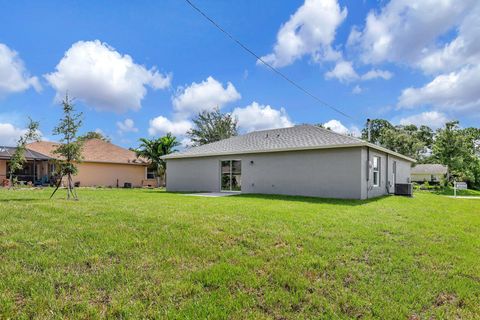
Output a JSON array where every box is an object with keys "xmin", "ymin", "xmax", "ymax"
[{"xmin": 0, "ymin": 0, "xmax": 479, "ymax": 147}]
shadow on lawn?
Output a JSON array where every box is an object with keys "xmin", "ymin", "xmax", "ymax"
[{"xmin": 235, "ymin": 193, "xmax": 387, "ymax": 206}]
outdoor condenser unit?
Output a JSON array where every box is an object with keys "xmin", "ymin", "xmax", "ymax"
[{"xmin": 394, "ymin": 183, "xmax": 413, "ymax": 196}]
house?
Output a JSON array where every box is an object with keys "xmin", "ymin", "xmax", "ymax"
[
  {"xmin": 0, "ymin": 147, "xmax": 52, "ymax": 185},
  {"xmin": 23, "ymin": 139, "xmax": 154, "ymax": 188},
  {"xmin": 411, "ymin": 164, "xmax": 448, "ymax": 183},
  {"xmin": 162, "ymin": 125, "xmax": 415, "ymax": 199}
]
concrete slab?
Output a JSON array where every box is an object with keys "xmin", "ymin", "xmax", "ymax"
[
  {"xmin": 446, "ymin": 196, "xmax": 480, "ymax": 199},
  {"xmin": 184, "ymin": 192, "xmax": 240, "ymax": 197}
]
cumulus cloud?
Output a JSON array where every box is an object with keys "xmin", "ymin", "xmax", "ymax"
[
  {"xmin": 0, "ymin": 122, "xmax": 25, "ymax": 145},
  {"xmin": 361, "ymin": 69, "xmax": 393, "ymax": 80},
  {"xmin": 325, "ymin": 60, "xmax": 358, "ymax": 83},
  {"xmin": 348, "ymin": 0, "xmax": 475, "ymax": 65},
  {"xmin": 325, "ymin": 61, "xmax": 393, "ymax": 83},
  {"xmin": 148, "ymin": 116, "xmax": 192, "ymax": 136},
  {"xmin": 44, "ymin": 40, "xmax": 171, "ymax": 113},
  {"xmin": 0, "ymin": 43, "xmax": 41, "ymax": 96},
  {"xmin": 323, "ymin": 119, "xmax": 359, "ymax": 136},
  {"xmin": 172, "ymin": 76, "xmax": 240, "ymax": 118},
  {"xmin": 398, "ymin": 65, "xmax": 480, "ymax": 113},
  {"xmin": 259, "ymin": 0, "xmax": 347, "ymax": 67},
  {"xmin": 399, "ymin": 111, "xmax": 449, "ymax": 129},
  {"xmin": 116, "ymin": 118, "xmax": 138, "ymax": 134},
  {"xmin": 232, "ymin": 102, "xmax": 293, "ymax": 132}
]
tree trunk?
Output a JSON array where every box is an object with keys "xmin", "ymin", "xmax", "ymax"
[{"xmin": 50, "ymin": 175, "xmax": 64, "ymax": 199}]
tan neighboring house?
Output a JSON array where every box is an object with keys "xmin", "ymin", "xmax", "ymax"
[
  {"xmin": 27, "ymin": 139, "xmax": 157, "ymax": 188},
  {"xmin": 411, "ymin": 164, "xmax": 448, "ymax": 183}
]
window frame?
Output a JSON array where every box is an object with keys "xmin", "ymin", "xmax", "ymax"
[
  {"xmin": 220, "ymin": 159, "xmax": 242, "ymax": 192},
  {"xmin": 372, "ymin": 156, "xmax": 380, "ymax": 187}
]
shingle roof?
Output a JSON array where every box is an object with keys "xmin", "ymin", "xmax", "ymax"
[
  {"xmin": 411, "ymin": 164, "xmax": 448, "ymax": 174},
  {"xmin": 163, "ymin": 125, "xmax": 416, "ymax": 162},
  {"xmin": 0, "ymin": 146, "xmax": 52, "ymax": 160},
  {"xmin": 27, "ymin": 139, "xmax": 148, "ymax": 165}
]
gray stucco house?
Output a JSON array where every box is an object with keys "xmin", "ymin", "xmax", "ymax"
[{"xmin": 163, "ymin": 125, "xmax": 415, "ymax": 199}]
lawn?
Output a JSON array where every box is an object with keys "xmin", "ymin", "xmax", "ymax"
[{"xmin": 1, "ymin": 188, "xmax": 479, "ymax": 319}]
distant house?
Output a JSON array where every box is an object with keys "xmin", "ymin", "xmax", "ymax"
[
  {"xmin": 411, "ymin": 164, "xmax": 448, "ymax": 183},
  {"xmin": 0, "ymin": 138, "xmax": 155, "ymax": 188},
  {"xmin": 162, "ymin": 125, "xmax": 416, "ymax": 199}
]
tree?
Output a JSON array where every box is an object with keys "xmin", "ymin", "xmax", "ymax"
[
  {"xmin": 50, "ymin": 95, "xmax": 83, "ymax": 200},
  {"xmin": 78, "ymin": 131, "xmax": 110, "ymax": 142},
  {"xmin": 8, "ymin": 118, "xmax": 40, "ymax": 188},
  {"xmin": 361, "ymin": 119, "xmax": 394, "ymax": 144},
  {"xmin": 135, "ymin": 133, "xmax": 180, "ymax": 186},
  {"xmin": 432, "ymin": 121, "xmax": 472, "ymax": 182},
  {"xmin": 187, "ymin": 108, "xmax": 238, "ymax": 146}
]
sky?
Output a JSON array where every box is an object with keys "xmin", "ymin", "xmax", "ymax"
[{"xmin": 0, "ymin": 0, "xmax": 479, "ymax": 148}]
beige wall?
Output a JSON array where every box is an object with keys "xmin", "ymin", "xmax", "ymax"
[
  {"xmin": 0, "ymin": 160, "xmax": 6, "ymax": 181},
  {"xmin": 412, "ymin": 173, "xmax": 443, "ymax": 182},
  {"xmin": 72, "ymin": 162, "xmax": 147, "ymax": 187}
]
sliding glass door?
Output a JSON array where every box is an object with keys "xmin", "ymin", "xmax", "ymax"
[{"xmin": 221, "ymin": 160, "xmax": 241, "ymax": 192}]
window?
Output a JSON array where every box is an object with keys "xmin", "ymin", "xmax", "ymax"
[
  {"xmin": 221, "ymin": 160, "xmax": 241, "ymax": 191},
  {"xmin": 373, "ymin": 156, "xmax": 380, "ymax": 187},
  {"xmin": 146, "ymin": 166, "xmax": 156, "ymax": 179}
]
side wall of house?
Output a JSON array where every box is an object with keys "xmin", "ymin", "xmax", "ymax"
[
  {"xmin": 166, "ymin": 147, "xmax": 364, "ymax": 199},
  {"xmin": 72, "ymin": 162, "xmax": 147, "ymax": 187},
  {"xmin": 360, "ymin": 147, "xmax": 412, "ymax": 199},
  {"xmin": 0, "ymin": 160, "xmax": 6, "ymax": 181}
]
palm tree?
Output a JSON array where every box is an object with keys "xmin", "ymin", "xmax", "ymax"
[{"xmin": 135, "ymin": 133, "xmax": 180, "ymax": 187}]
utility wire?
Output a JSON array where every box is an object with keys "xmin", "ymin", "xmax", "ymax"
[{"xmin": 184, "ymin": 0, "xmax": 354, "ymax": 120}]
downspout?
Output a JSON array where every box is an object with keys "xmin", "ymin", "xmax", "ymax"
[
  {"xmin": 366, "ymin": 146, "xmax": 370, "ymax": 199},
  {"xmin": 386, "ymin": 153, "xmax": 390, "ymax": 194}
]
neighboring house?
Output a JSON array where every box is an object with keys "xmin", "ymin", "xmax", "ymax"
[
  {"xmin": 0, "ymin": 147, "xmax": 52, "ymax": 185},
  {"xmin": 411, "ymin": 164, "xmax": 448, "ymax": 183},
  {"xmin": 26, "ymin": 139, "xmax": 155, "ymax": 187},
  {"xmin": 162, "ymin": 125, "xmax": 415, "ymax": 199}
]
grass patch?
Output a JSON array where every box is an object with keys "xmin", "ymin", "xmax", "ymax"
[{"xmin": 0, "ymin": 188, "xmax": 479, "ymax": 319}]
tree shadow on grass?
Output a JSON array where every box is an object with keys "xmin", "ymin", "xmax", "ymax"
[{"xmin": 0, "ymin": 198, "xmax": 49, "ymax": 202}]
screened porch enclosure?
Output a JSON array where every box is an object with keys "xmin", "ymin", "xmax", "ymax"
[
  {"xmin": 6, "ymin": 160, "xmax": 51, "ymax": 184},
  {"xmin": 221, "ymin": 160, "xmax": 241, "ymax": 192}
]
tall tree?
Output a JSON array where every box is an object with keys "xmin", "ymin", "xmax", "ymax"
[
  {"xmin": 78, "ymin": 131, "xmax": 111, "ymax": 142},
  {"xmin": 361, "ymin": 119, "xmax": 394, "ymax": 144},
  {"xmin": 135, "ymin": 133, "xmax": 180, "ymax": 186},
  {"xmin": 50, "ymin": 95, "xmax": 83, "ymax": 200},
  {"xmin": 8, "ymin": 118, "xmax": 40, "ymax": 188},
  {"xmin": 432, "ymin": 121, "xmax": 472, "ymax": 182},
  {"xmin": 187, "ymin": 108, "xmax": 238, "ymax": 146}
]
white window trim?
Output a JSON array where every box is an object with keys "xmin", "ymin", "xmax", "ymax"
[{"xmin": 373, "ymin": 156, "xmax": 380, "ymax": 187}]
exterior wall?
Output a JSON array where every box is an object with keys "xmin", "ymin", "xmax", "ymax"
[
  {"xmin": 166, "ymin": 147, "xmax": 364, "ymax": 199},
  {"xmin": 0, "ymin": 160, "xmax": 6, "ymax": 181},
  {"xmin": 360, "ymin": 147, "xmax": 412, "ymax": 199},
  {"xmin": 411, "ymin": 173, "xmax": 444, "ymax": 183},
  {"xmin": 71, "ymin": 162, "xmax": 147, "ymax": 187}
]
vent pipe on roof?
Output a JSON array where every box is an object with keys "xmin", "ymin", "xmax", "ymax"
[{"xmin": 367, "ymin": 118, "xmax": 371, "ymax": 142}]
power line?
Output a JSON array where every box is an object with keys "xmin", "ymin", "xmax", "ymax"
[{"xmin": 184, "ymin": 0, "xmax": 354, "ymax": 120}]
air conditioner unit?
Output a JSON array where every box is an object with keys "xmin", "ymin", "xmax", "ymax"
[{"xmin": 395, "ymin": 183, "xmax": 413, "ymax": 196}]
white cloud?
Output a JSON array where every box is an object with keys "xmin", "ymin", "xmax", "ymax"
[
  {"xmin": 232, "ymin": 102, "xmax": 293, "ymax": 132},
  {"xmin": 417, "ymin": 3, "xmax": 480, "ymax": 74},
  {"xmin": 259, "ymin": 0, "xmax": 347, "ymax": 67},
  {"xmin": 0, "ymin": 122, "xmax": 25, "ymax": 145},
  {"xmin": 172, "ymin": 76, "xmax": 240, "ymax": 118},
  {"xmin": 348, "ymin": 0, "xmax": 475, "ymax": 65},
  {"xmin": 352, "ymin": 85, "xmax": 362, "ymax": 94},
  {"xmin": 398, "ymin": 65, "xmax": 480, "ymax": 113},
  {"xmin": 399, "ymin": 111, "xmax": 449, "ymax": 129},
  {"xmin": 0, "ymin": 43, "xmax": 41, "ymax": 96},
  {"xmin": 45, "ymin": 40, "xmax": 171, "ymax": 113},
  {"xmin": 116, "ymin": 118, "xmax": 138, "ymax": 134},
  {"xmin": 361, "ymin": 69, "xmax": 393, "ymax": 80},
  {"xmin": 148, "ymin": 116, "xmax": 192, "ymax": 136},
  {"xmin": 325, "ymin": 62, "xmax": 393, "ymax": 83},
  {"xmin": 325, "ymin": 60, "xmax": 358, "ymax": 83},
  {"xmin": 323, "ymin": 119, "xmax": 359, "ymax": 136}
]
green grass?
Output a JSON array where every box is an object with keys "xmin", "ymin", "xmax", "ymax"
[
  {"xmin": 0, "ymin": 188, "xmax": 479, "ymax": 319},
  {"xmin": 431, "ymin": 187, "xmax": 480, "ymax": 197}
]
